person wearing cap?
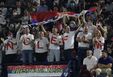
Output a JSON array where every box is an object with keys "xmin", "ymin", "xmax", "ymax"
[
  {"xmin": 96, "ymin": 50, "xmax": 113, "ymax": 77},
  {"xmin": 20, "ymin": 26, "xmax": 34, "ymax": 64}
]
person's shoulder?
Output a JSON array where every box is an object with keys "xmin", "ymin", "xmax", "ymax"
[
  {"xmin": 98, "ymin": 57, "xmax": 103, "ymax": 61},
  {"xmin": 108, "ymin": 56, "xmax": 113, "ymax": 60},
  {"xmin": 77, "ymin": 31, "xmax": 83, "ymax": 35},
  {"xmin": 29, "ymin": 33, "xmax": 34, "ymax": 36},
  {"xmin": 92, "ymin": 56, "xmax": 97, "ymax": 60},
  {"xmin": 83, "ymin": 57, "xmax": 88, "ymax": 61}
]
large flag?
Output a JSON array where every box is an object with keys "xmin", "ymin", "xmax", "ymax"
[{"xmin": 30, "ymin": 7, "xmax": 97, "ymax": 25}]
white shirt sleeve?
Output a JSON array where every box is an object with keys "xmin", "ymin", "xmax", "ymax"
[
  {"xmin": 100, "ymin": 37, "xmax": 105, "ymax": 44},
  {"xmin": 31, "ymin": 34, "xmax": 34, "ymax": 40},
  {"xmin": 83, "ymin": 58, "xmax": 86, "ymax": 65}
]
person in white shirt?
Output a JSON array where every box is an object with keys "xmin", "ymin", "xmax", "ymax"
[
  {"xmin": 20, "ymin": 26, "xmax": 34, "ymax": 64},
  {"xmin": 62, "ymin": 25, "xmax": 80, "ymax": 62},
  {"xmin": 48, "ymin": 27, "xmax": 62, "ymax": 62},
  {"xmin": 93, "ymin": 29, "xmax": 105, "ymax": 59},
  {"xmin": 76, "ymin": 26, "xmax": 92, "ymax": 65},
  {"xmin": 34, "ymin": 31, "xmax": 49, "ymax": 63},
  {"xmin": 40, "ymin": 25, "xmax": 61, "ymax": 62},
  {"xmin": 83, "ymin": 50, "xmax": 97, "ymax": 72},
  {"xmin": 3, "ymin": 32, "xmax": 18, "ymax": 64}
]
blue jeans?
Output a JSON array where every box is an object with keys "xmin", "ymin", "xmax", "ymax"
[
  {"xmin": 22, "ymin": 50, "xmax": 33, "ymax": 64},
  {"xmin": 48, "ymin": 49, "xmax": 60, "ymax": 62}
]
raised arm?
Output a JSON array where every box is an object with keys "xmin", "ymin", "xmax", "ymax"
[{"xmin": 40, "ymin": 24, "xmax": 47, "ymax": 33}]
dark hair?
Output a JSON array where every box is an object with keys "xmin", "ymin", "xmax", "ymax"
[{"xmin": 102, "ymin": 50, "xmax": 108, "ymax": 54}]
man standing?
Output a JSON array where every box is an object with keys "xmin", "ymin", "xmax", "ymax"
[
  {"xmin": 34, "ymin": 31, "xmax": 49, "ymax": 63},
  {"xmin": 63, "ymin": 26, "xmax": 80, "ymax": 62},
  {"xmin": 20, "ymin": 25, "xmax": 34, "ymax": 64},
  {"xmin": 76, "ymin": 26, "xmax": 92, "ymax": 65}
]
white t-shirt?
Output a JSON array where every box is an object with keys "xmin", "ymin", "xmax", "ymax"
[
  {"xmin": 4, "ymin": 38, "xmax": 17, "ymax": 55},
  {"xmin": 63, "ymin": 31, "xmax": 76, "ymax": 50},
  {"xmin": 49, "ymin": 33, "xmax": 61, "ymax": 50},
  {"xmin": 77, "ymin": 32, "xmax": 92, "ymax": 48},
  {"xmin": 34, "ymin": 37, "xmax": 49, "ymax": 53},
  {"xmin": 93, "ymin": 37, "xmax": 105, "ymax": 50},
  {"xmin": 87, "ymin": 22, "xmax": 96, "ymax": 34},
  {"xmin": 83, "ymin": 56, "xmax": 97, "ymax": 71},
  {"xmin": 20, "ymin": 33, "xmax": 34, "ymax": 50}
]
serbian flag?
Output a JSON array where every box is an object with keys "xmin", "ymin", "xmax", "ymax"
[
  {"xmin": 63, "ymin": 12, "xmax": 78, "ymax": 17},
  {"xmin": 30, "ymin": 11, "xmax": 59, "ymax": 25},
  {"xmin": 30, "ymin": 11, "xmax": 78, "ymax": 25},
  {"xmin": 88, "ymin": 7, "xmax": 97, "ymax": 12}
]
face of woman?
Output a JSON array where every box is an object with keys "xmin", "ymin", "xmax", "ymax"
[
  {"xmin": 52, "ymin": 28, "xmax": 58, "ymax": 34},
  {"xmin": 94, "ymin": 29, "xmax": 101, "ymax": 37}
]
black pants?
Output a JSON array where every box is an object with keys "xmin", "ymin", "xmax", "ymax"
[
  {"xmin": 35, "ymin": 52, "xmax": 48, "ymax": 63},
  {"xmin": 2, "ymin": 54, "xmax": 18, "ymax": 77},
  {"xmin": 3, "ymin": 54, "xmax": 18, "ymax": 64}
]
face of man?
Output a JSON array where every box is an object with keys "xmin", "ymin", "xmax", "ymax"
[
  {"xmin": 39, "ymin": 31, "xmax": 44, "ymax": 38},
  {"xmin": 87, "ymin": 50, "xmax": 92, "ymax": 59},
  {"xmin": 102, "ymin": 52, "xmax": 108, "ymax": 58},
  {"xmin": 24, "ymin": 27, "xmax": 30, "ymax": 34},
  {"xmin": 83, "ymin": 26, "xmax": 88, "ymax": 33}
]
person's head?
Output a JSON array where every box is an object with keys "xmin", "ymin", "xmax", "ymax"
[
  {"xmin": 16, "ymin": 1, "xmax": 21, "ymax": 7},
  {"xmin": 52, "ymin": 27, "xmax": 58, "ymax": 35},
  {"xmin": 39, "ymin": 31, "xmax": 44, "ymax": 38},
  {"xmin": 7, "ymin": 32, "xmax": 13, "ymax": 39},
  {"xmin": 69, "ymin": 21, "xmax": 76, "ymax": 28},
  {"xmin": 86, "ymin": 14, "xmax": 93, "ymax": 22},
  {"xmin": 83, "ymin": 26, "xmax": 88, "ymax": 33},
  {"xmin": 107, "ymin": 46, "xmax": 112, "ymax": 54},
  {"xmin": 53, "ymin": 6, "xmax": 59, "ymax": 12},
  {"xmin": 23, "ymin": 25, "xmax": 30, "ymax": 34},
  {"xmin": 86, "ymin": 50, "xmax": 93, "ymax": 58},
  {"xmin": 94, "ymin": 29, "xmax": 102, "ymax": 37},
  {"xmin": 101, "ymin": 50, "xmax": 108, "ymax": 58},
  {"xmin": 65, "ymin": 26, "xmax": 70, "ymax": 33}
]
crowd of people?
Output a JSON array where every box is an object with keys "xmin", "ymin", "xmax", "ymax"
[{"xmin": 0, "ymin": 0, "xmax": 113, "ymax": 77}]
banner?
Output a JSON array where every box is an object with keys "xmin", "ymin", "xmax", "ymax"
[{"xmin": 7, "ymin": 65, "xmax": 67, "ymax": 77}]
